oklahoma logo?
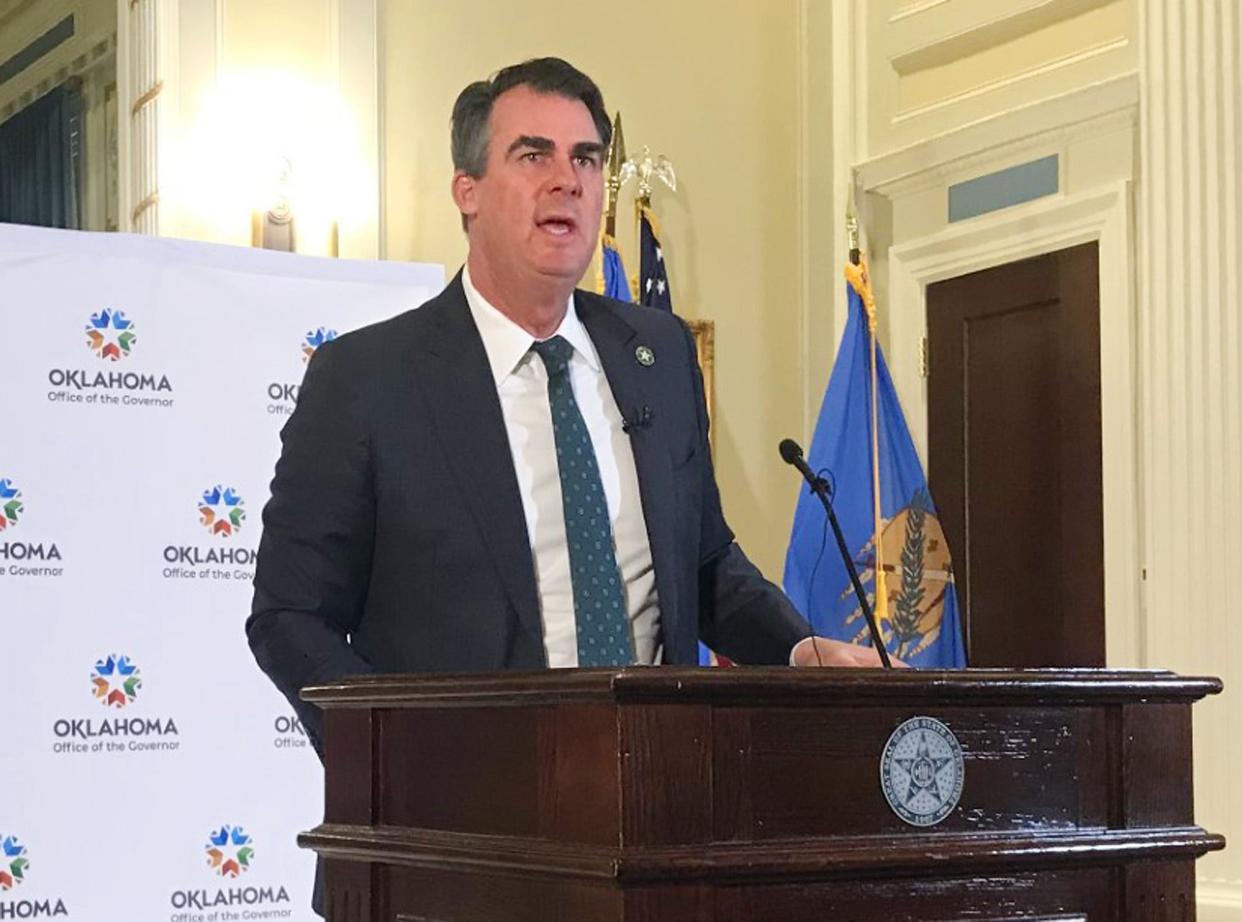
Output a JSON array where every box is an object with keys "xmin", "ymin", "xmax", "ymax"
[
  {"xmin": 0, "ymin": 836, "xmax": 28, "ymax": 891},
  {"xmin": 302, "ymin": 327, "xmax": 337, "ymax": 363},
  {"xmin": 85, "ymin": 309, "xmax": 137, "ymax": 361},
  {"xmin": 205, "ymin": 826, "xmax": 254, "ymax": 878},
  {"xmin": 91, "ymin": 655, "xmax": 141, "ymax": 708},
  {"xmin": 199, "ymin": 486, "xmax": 245, "ymax": 538},
  {"xmin": 0, "ymin": 480, "xmax": 22, "ymax": 531}
]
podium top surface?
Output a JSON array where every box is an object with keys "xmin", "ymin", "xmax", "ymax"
[{"xmin": 301, "ymin": 667, "xmax": 1222, "ymax": 709}]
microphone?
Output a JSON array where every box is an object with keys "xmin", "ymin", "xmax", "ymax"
[
  {"xmin": 778, "ymin": 438, "xmax": 820, "ymax": 487},
  {"xmin": 622, "ymin": 405, "xmax": 653, "ymax": 434},
  {"xmin": 778, "ymin": 438, "xmax": 892, "ymax": 668}
]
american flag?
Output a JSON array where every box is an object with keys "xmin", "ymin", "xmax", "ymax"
[
  {"xmin": 638, "ymin": 206, "xmax": 673, "ymax": 312},
  {"xmin": 637, "ymin": 203, "xmax": 731, "ymax": 667}
]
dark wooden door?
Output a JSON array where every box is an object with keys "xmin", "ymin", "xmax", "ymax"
[{"xmin": 927, "ymin": 242, "xmax": 1103, "ymax": 667}]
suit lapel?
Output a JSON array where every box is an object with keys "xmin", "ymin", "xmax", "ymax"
[
  {"xmin": 577, "ymin": 293, "xmax": 681, "ymax": 639},
  {"xmin": 411, "ymin": 275, "xmax": 543, "ymax": 653}
]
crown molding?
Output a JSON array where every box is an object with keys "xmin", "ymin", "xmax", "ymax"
[{"xmin": 857, "ymin": 71, "xmax": 1138, "ymax": 198}]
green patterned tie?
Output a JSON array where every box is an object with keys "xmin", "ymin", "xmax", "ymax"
[{"xmin": 530, "ymin": 336, "xmax": 633, "ymax": 667}]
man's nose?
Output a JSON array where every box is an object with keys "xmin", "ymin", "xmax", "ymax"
[{"xmin": 547, "ymin": 155, "xmax": 582, "ymax": 197}]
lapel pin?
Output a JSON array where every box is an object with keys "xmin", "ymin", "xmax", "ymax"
[{"xmin": 635, "ymin": 345, "xmax": 655, "ymax": 367}]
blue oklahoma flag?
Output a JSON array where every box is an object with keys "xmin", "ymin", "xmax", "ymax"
[
  {"xmin": 783, "ymin": 267, "xmax": 966, "ymax": 667},
  {"xmin": 601, "ymin": 235, "xmax": 633, "ymax": 302}
]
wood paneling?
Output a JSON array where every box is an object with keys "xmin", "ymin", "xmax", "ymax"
[{"xmin": 302, "ymin": 668, "xmax": 1222, "ymax": 920}]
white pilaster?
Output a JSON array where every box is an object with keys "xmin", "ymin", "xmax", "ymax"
[
  {"xmin": 1137, "ymin": 0, "xmax": 1242, "ymax": 910},
  {"xmin": 119, "ymin": 0, "xmax": 177, "ymax": 235}
]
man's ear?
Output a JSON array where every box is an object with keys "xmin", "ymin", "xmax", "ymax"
[{"xmin": 452, "ymin": 171, "xmax": 478, "ymax": 220}]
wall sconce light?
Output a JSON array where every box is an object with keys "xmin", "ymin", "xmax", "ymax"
[
  {"xmin": 182, "ymin": 72, "xmax": 357, "ymax": 258},
  {"xmin": 249, "ymin": 155, "xmax": 339, "ymax": 257},
  {"xmin": 251, "ymin": 155, "xmax": 297, "ymax": 252}
]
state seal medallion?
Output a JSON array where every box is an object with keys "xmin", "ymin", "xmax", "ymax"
[{"xmin": 880, "ymin": 716, "xmax": 964, "ymax": 827}]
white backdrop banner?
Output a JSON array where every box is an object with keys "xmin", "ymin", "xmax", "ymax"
[{"xmin": 0, "ymin": 222, "xmax": 443, "ymax": 921}]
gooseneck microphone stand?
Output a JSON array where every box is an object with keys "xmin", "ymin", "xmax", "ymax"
[{"xmin": 780, "ymin": 439, "xmax": 892, "ymax": 669}]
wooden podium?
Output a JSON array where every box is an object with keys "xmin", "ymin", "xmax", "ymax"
[{"xmin": 300, "ymin": 668, "xmax": 1224, "ymax": 921}]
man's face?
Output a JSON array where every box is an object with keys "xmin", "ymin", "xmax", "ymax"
[{"xmin": 454, "ymin": 85, "xmax": 606, "ymax": 291}]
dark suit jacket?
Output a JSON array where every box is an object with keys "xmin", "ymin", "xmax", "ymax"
[{"xmin": 247, "ymin": 273, "xmax": 810, "ymax": 753}]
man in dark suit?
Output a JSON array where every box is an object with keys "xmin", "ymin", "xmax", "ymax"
[{"xmin": 248, "ymin": 55, "xmax": 884, "ymax": 777}]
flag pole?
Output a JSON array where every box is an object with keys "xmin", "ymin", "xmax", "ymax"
[
  {"xmin": 635, "ymin": 192, "xmax": 647, "ymax": 295},
  {"xmin": 604, "ymin": 111, "xmax": 627, "ymax": 240},
  {"xmin": 634, "ymin": 149, "xmax": 653, "ymax": 299},
  {"xmin": 846, "ymin": 210, "xmax": 891, "ymax": 645},
  {"xmin": 847, "ymin": 209, "xmax": 861, "ymax": 268},
  {"xmin": 598, "ymin": 111, "xmax": 628, "ymax": 295}
]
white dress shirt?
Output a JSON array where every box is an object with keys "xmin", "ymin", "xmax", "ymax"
[{"xmin": 462, "ymin": 267, "xmax": 662, "ymax": 667}]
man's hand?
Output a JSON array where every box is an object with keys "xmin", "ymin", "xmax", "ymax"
[{"xmin": 790, "ymin": 636, "xmax": 908, "ymax": 668}]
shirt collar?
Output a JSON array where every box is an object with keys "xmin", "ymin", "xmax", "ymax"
[{"xmin": 461, "ymin": 264, "xmax": 601, "ymax": 386}]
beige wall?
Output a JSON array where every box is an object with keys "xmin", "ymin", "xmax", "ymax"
[
  {"xmin": 220, "ymin": 0, "xmax": 330, "ymax": 75},
  {"xmin": 381, "ymin": 0, "xmax": 834, "ymax": 578}
]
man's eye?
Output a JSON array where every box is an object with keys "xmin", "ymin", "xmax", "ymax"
[
  {"xmin": 575, "ymin": 156, "xmax": 599, "ymax": 168},
  {"xmin": 521, "ymin": 151, "xmax": 544, "ymax": 162}
]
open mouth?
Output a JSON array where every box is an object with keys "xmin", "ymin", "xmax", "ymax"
[{"xmin": 536, "ymin": 216, "xmax": 577, "ymax": 237}]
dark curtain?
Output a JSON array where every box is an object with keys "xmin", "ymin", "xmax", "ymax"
[{"xmin": 0, "ymin": 81, "xmax": 83, "ymax": 229}]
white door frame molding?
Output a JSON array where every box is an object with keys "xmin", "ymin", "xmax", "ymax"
[{"xmin": 887, "ymin": 182, "xmax": 1142, "ymax": 667}]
